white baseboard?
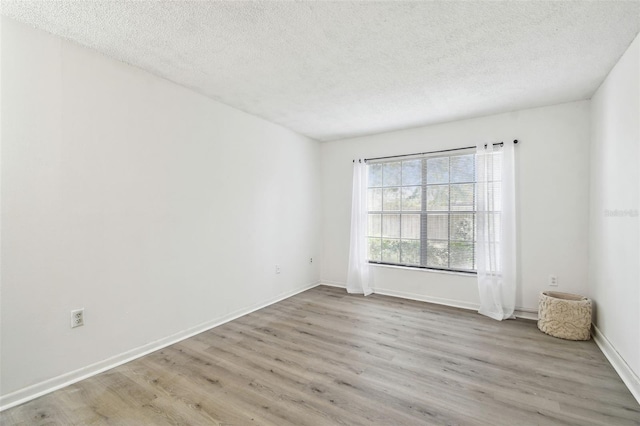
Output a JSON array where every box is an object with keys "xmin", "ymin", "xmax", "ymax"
[
  {"xmin": 318, "ymin": 280, "xmax": 346, "ymax": 288},
  {"xmin": 372, "ymin": 286, "xmax": 480, "ymax": 311},
  {"xmin": 320, "ymin": 282, "xmax": 480, "ymax": 312},
  {"xmin": 514, "ymin": 308, "xmax": 538, "ymax": 321},
  {"xmin": 592, "ymin": 325, "xmax": 640, "ymax": 404},
  {"xmin": 365, "ymin": 286, "xmax": 538, "ymax": 321},
  {"xmin": 0, "ymin": 281, "xmax": 320, "ymax": 412}
]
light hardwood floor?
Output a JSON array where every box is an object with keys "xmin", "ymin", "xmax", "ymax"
[{"xmin": 2, "ymin": 285, "xmax": 639, "ymax": 425}]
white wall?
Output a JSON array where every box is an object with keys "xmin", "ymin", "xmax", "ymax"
[
  {"xmin": 0, "ymin": 18, "xmax": 321, "ymax": 404},
  {"xmin": 589, "ymin": 34, "xmax": 639, "ymax": 396},
  {"xmin": 321, "ymin": 101, "xmax": 591, "ymax": 314}
]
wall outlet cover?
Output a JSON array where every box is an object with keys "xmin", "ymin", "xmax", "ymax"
[{"xmin": 71, "ymin": 308, "xmax": 84, "ymax": 328}]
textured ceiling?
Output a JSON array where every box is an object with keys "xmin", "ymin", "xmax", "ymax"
[{"xmin": 3, "ymin": 1, "xmax": 640, "ymax": 141}]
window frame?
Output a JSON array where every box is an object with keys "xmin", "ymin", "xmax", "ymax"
[{"xmin": 366, "ymin": 150, "xmax": 478, "ymax": 275}]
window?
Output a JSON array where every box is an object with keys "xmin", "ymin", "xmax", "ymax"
[{"xmin": 366, "ymin": 151, "xmax": 477, "ymax": 273}]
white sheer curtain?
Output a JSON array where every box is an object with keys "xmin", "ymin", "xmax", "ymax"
[
  {"xmin": 476, "ymin": 143, "xmax": 516, "ymax": 320},
  {"xmin": 346, "ymin": 159, "xmax": 372, "ymax": 296}
]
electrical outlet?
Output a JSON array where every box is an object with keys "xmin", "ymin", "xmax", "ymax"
[
  {"xmin": 275, "ymin": 264, "xmax": 281, "ymax": 274},
  {"xmin": 309, "ymin": 257, "xmax": 313, "ymax": 264},
  {"xmin": 549, "ymin": 275, "xmax": 558, "ymax": 287},
  {"xmin": 71, "ymin": 308, "xmax": 84, "ymax": 328}
]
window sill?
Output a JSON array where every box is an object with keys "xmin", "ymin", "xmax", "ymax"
[{"xmin": 368, "ymin": 262, "xmax": 477, "ymax": 277}]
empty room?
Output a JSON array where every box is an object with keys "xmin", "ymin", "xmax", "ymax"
[{"xmin": 1, "ymin": 1, "xmax": 639, "ymax": 425}]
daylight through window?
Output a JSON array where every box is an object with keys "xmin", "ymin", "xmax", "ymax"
[{"xmin": 366, "ymin": 151, "xmax": 479, "ymax": 273}]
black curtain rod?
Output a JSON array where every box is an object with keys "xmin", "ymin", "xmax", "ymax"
[{"xmin": 353, "ymin": 139, "xmax": 519, "ymax": 163}]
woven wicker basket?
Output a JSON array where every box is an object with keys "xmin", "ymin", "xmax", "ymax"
[{"xmin": 538, "ymin": 291, "xmax": 592, "ymax": 340}]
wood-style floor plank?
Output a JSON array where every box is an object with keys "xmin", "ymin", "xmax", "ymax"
[{"xmin": 2, "ymin": 285, "xmax": 639, "ymax": 425}]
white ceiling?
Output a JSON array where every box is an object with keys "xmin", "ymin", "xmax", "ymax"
[{"xmin": 3, "ymin": 1, "xmax": 639, "ymax": 141}]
